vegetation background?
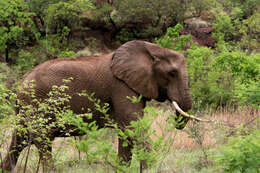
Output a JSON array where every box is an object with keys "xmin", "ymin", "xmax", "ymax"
[{"xmin": 0, "ymin": 0, "xmax": 259, "ymax": 172}]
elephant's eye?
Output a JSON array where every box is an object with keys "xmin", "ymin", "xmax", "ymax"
[{"xmin": 169, "ymin": 69, "xmax": 178, "ymax": 78}]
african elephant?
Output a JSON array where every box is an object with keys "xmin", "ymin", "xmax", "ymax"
[{"xmin": 2, "ymin": 40, "xmax": 192, "ymax": 171}]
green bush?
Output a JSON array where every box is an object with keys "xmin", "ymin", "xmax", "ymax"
[
  {"xmin": 16, "ymin": 50, "xmax": 36, "ymax": 73},
  {"xmin": 186, "ymin": 47, "xmax": 236, "ymax": 108},
  {"xmin": 0, "ymin": 0, "xmax": 39, "ymax": 62},
  {"xmin": 212, "ymin": 14, "xmax": 236, "ymax": 42},
  {"xmin": 0, "ymin": 83, "xmax": 14, "ymax": 120},
  {"xmin": 156, "ymin": 24, "xmax": 193, "ymax": 51},
  {"xmin": 235, "ymin": 79, "xmax": 260, "ymax": 108},
  {"xmin": 239, "ymin": 12, "xmax": 260, "ymax": 53},
  {"xmin": 214, "ymin": 127, "xmax": 260, "ymax": 173},
  {"xmin": 45, "ymin": 0, "xmax": 94, "ymax": 35},
  {"xmin": 58, "ymin": 50, "xmax": 76, "ymax": 58},
  {"xmin": 215, "ymin": 50, "xmax": 260, "ymax": 83},
  {"xmin": 157, "ymin": 23, "xmax": 260, "ymax": 109}
]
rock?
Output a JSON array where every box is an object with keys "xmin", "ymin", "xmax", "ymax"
[
  {"xmin": 184, "ymin": 18, "xmax": 209, "ymax": 29},
  {"xmin": 76, "ymin": 47, "xmax": 94, "ymax": 57}
]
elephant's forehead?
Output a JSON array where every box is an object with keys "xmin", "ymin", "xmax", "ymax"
[
  {"xmin": 166, "ymin": 55, "xmax": 185, "ymax": 67},
  {"xmin": 163, "ymin": 50, "xmax": 185, "ymax": 61}
]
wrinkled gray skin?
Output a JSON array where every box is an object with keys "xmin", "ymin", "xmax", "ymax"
[{"xmin": 2, "ymin": 40, "xmax": 192, "ymax": 171}]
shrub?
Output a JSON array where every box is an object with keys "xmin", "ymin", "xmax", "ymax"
[
  {"xmin": 45, "ymin": 0, "xmax": 94, "ymax": 35},
  {"xmin": 156, "ymin": 24, "xmax": 193, "ymax": 51},
  {"xmin": 16, "ymin": 50, "xmax": 36, "ymax": 73},
  {"xmin": 58, "ymin": 50, "xmax": 76, "ymax": 58},
  {"xmin": 157, "ymin": 23, "xmax": 260, "ymax": 109},
  {"xmin": 212, "ymin": 14, "xmax": 236, "ymax": 42},
  {"xmin": 185, "ymin": 47, "xmax": 235, "ymax": 109},
  {"xmin": 239, "ymin": 12, "xmax": 260, "ymax": 53},
  {"xmin": 0, "ymin": 83, "xmax": 15, "ymax": 120},
  {"xmin": 214, "ymin": 127, "xmax": 260, "ymax": 173},
  {"xmin": 0, "ymin": 0, "xmax": 39, "ymax": 62}
]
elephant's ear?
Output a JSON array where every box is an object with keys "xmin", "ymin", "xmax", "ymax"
[{"xmin": 111, "ymin": 40, "xmax": 161, "ymax": 99}]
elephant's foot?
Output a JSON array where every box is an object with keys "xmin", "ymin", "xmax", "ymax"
[{"xmin": 118, "ymin": 138, "xmax": 133, "ymax": 166}]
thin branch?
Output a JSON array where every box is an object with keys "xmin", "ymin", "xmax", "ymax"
[
  {"xmin": 0, "ymin": 152, "xmax": 3, "ymax": 173},
  {"xmin": 35, "ymin": 157, "xmax": 41, "ymax": 173},
  {"xmin": 23, "ymin": 133, "xmax": 32, "ymax": 173}
]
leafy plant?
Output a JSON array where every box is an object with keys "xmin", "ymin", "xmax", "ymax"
[
  {"xmin": 45, "ymin": 0, "xmax": 94, "ymax": 35},
  {"xmin": 214, "ymin": 127, "xmax": 260, "ymax": 173},
  {"xmin": 0, "ymin": 0, "xmax": 39, "ymax": 63},
  {"xmin": 212, "ymin": 14, "xmax": 236, "ymax": 42},
  {"xmin": 16, "ymin": 50, "xmax": 36, "ymax": 72},
  {"xmin": 156, "ymin": 24, "xmax": 193, "ymax": 51},
  {"xmin": 58, "ymin": 50, "xmax": 76, "ymax": 58}
]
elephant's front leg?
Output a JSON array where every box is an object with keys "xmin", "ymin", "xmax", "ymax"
[
  {"xmin": 112, "ymin": 89, "xmax": 145, "ymax": 164},
  {"xmin": 118, "ymin": 137, "xmax": 133, "ymax": 164}
]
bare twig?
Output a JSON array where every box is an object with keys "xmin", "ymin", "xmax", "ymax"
[
  {"xmin": 23, "ymin": 133, "xmax": 32, "ymax": 173},
  {"xmin": 0, "ymin": 152, "xmax": 3, "ymax": 173},
  {"xmin": 35, "ymin": 157, "xmax": 41, "ymax": 173},
  {"xmin": 243, "ymin": 116, "xmax": 259, "ymax": 127}
]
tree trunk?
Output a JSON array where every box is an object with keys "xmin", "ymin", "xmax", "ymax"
[{"xmin": 5, "ymin": 47, "xmax": 9, "ymax": 63}]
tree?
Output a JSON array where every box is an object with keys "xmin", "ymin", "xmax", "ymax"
[
  {"xmin": 0, "ymin": 0, "xmax": 38, "ymax": 63},
  {"xmin": 89, "ymin": 0, "xmax": 191, "ymax": 41},
  {"xmin": 45, "ymin": 0, "xmax": 94, "ymax": 37}
]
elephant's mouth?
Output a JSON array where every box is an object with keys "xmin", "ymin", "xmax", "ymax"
[{"xmin": 171, "ymin": 101, "xmax": 211, "ymax": 129}]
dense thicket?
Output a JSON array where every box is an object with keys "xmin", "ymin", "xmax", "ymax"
[
  {"xmin": 0, "ymin": 0, "xmax": 259, "ymax": 110},
  {"xmin": 0, "ymin": 0, "xmax": 259, "ymax": 172}
]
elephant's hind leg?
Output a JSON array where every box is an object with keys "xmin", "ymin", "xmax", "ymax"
[{"xmin": 2, "ymin": 129, "xmax": 28, "ymax": 171}]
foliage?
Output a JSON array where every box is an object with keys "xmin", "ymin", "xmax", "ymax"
[
  {"xmin": 215, "ymin": 51, "xmax": 260, "ymax": 83},
  {"xmin": 0, "ymin": 0, "xmax": 39, "ymax": 62},
  {"xmin": 157, "ymin": 23, "xmax": 260, "ymax": 109},
  {"xmin": 45, "ymin": 0, "xmax": 94, "ymax": 34},
  {"xmin": 212, "ymin": 14, "xmax": 236, "ymax": 42},
  {"xmin": 58, "ymin": 50, "xmax": 76, "ymax": 58},
  {"xmin": 239, "ymin": 12, "xmax": 260, "ymax": 53},
  {"xmin": 92, "ymin": 0, "xmax": 192, "ymax": 41},
  {"xmin": 0, "ymin": 83, "xmax": 15, "ymax": 120},
  {"xmin": 26, "ymin": 0, "xmax": 59, "ymax": 20},
  {"xmin": 214, "ymin": 127, "xmax": 260, "ymax": 173},
  {"xmin": 229, "ymin": 0, "xmax": 260, "ymax": 18},
  {"xmin": 235, "ymin": 80, "xmax": 260, "ymax": 108},
  {"xmin": 186, "ymin": 47, "xmax": 225, "ymax": 109},
  {"xmin": 113, "ymin": 0, "xmax": 188, "ymax": 25},
  {"xmin": 186, "ymin": 46, "xmax": 260, "ymax": 109},
  {"xmin": 16, "ymin": 50, "xmax": 36, "ymax": 72},
  {"xmin": 190, "ymin": 0, "xmax": 212, "ymax": 17},
  {"xmin": 156, "ymin": 24, "xmax": 193, "ymax": 51}
]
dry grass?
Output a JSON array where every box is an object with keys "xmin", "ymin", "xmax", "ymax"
[{"xmin": 152, "ymin": 106, "xmax": 259, "ymax": 150}]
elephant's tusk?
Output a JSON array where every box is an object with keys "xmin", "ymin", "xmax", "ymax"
[{"xmin": 172, "ymin": 101, "xmax": 212, "ymax": 122}]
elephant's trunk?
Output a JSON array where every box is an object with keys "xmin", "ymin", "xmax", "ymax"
[
  {"xmin": 180, "ymin": 91, "xmax": 192, "ymax": 111},
  {"xmin": 179, "ymin": 72, "xmax": 192, "ymax": 112}
]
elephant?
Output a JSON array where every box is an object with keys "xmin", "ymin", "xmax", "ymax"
[{"xmin": 2, "ymin": 40, "xmax": 192, "ymax": 171}]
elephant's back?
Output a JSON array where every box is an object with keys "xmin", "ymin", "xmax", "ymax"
[{"xmin": 19, "ymin": 54, "xmax": 114, "ymax": 104}]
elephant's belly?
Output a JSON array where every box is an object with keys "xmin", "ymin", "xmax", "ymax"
[{"xmin": 68, "ymin": 94, "xmax": 113, "ymax": 127}]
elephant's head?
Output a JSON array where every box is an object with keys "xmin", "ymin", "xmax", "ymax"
[{"xmin": 111, "ymin": 40, "xmax": 192, "ymax": 129}]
